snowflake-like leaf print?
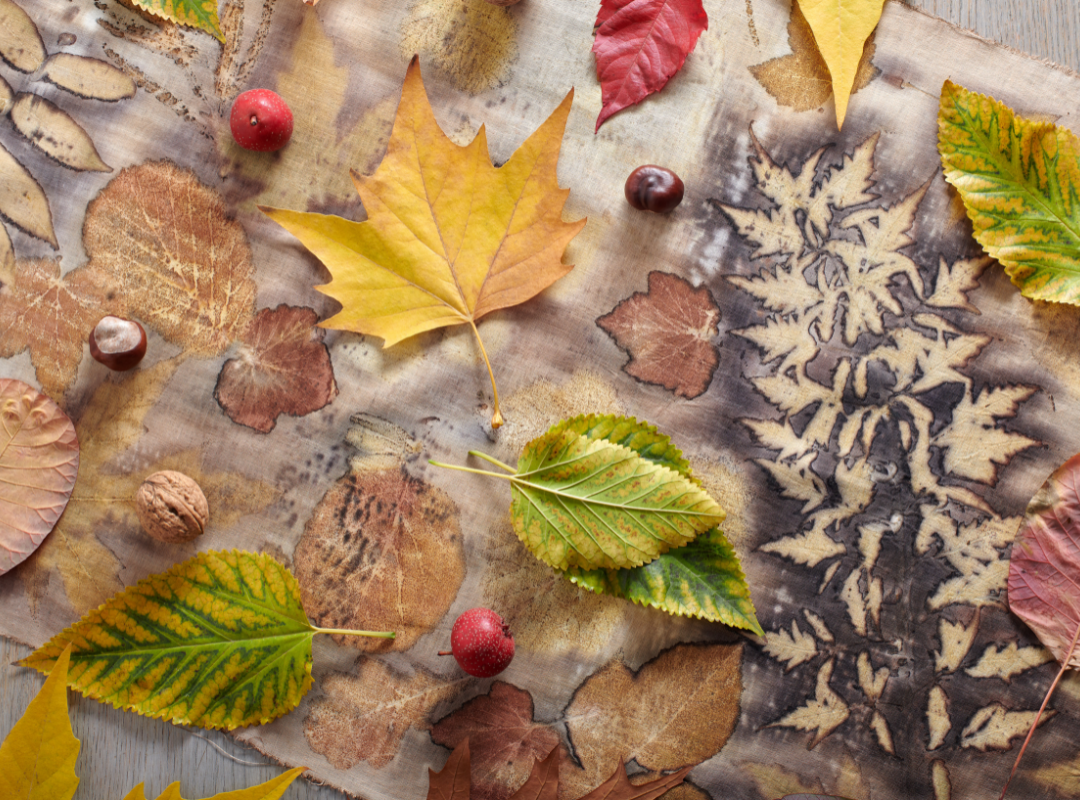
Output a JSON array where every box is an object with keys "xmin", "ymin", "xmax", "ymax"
[{"xmin": 715, "ymin": 130, "xmax": 1048, "ymax": 798}]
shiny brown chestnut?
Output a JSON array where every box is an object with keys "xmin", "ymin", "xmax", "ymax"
[
  {"xmin": 89, "ymin": 315, "xmax": 147, "ymax": 371},
  {"xmin": 624, "ymin": 165, "xmax": 684, "ymax": 213}
]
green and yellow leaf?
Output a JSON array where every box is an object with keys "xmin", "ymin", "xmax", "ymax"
[
  {"xmin": 509, "ymin": 426, "xmax": 724, "ymax": 571},
  {"xmin": 130, "ymin": 0, "xmax": 223, "ymax": 42},
  {"xmin": 0, "ymin": 645, "xmax": 79, "ymax": 800},
  {"xmin": 938, "ymin": 80, "xmax": 1080, "ymax": 304},
  {"xmin": 21, "ymin": 550, "xmax": 392, "ymax": 730},
  {"xmin": 567, "ymin": 528, "xmax": 762, "ymax": 635},
  {"xmin": 121, "ymin": 769, "xmax": 304, "ymax": 800}
]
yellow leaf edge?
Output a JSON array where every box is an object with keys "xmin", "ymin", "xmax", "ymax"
[
  {"xmin": 121, "ymin": 767, "xmax": 305, "ymax": 800},
  {"xmin": 0, "ymin": 645, "xmax": 79, "ymax": 800}
]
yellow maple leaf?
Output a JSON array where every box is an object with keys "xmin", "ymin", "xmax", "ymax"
[
  {"xmin": 262, "ymin": 57, "xmax": 586, "ymax": 428},
  {"xmin": 120, "ymin": 769, "xmax": 304, "ymax": 800},
  {"xmin": 0, "ymin": 645, "xmax": 79, "ymax": 800},
  {"xmin": 797, "ymin": 0, "xmax": 885, "ymax": 128}
]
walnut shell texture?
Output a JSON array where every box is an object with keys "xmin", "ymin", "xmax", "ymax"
[{"xmin": 135, "ymin": 470, "xmax": 209, "ymax": 543}]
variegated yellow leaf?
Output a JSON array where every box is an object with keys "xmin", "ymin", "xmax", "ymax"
[
  {"xmin": 130, "ymin": 0, "xmax": 223, "ymax": 42},
  {"xmin": 21, "ymin": 550, "xmax": 393, "ymax": 730},
  {"xmin": 939, "ymin": 80, "xmax": 1080, "ymax": 304}
]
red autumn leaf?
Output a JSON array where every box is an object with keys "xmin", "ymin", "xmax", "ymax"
[
  {"xmin": 591, "ymin": 0, "xmax": 708, "ymax": 131},
  {"xmin": 596, "ymin": 271, "xmax": 720, "ymax": 399},
  {"xmin": 1008, "ymin": 452, "xmax": 1080, "ymax": 667},
  {"xmin": 213, "ymin": 304, "xmax": 338, "ymax": 433},
  {"xmin": 0, "ymin": 379, "xmax": 79, "ymax": 575},
  {"xmin": 430, "ymin": 739, "xmax": 473, "ymax": 800}
]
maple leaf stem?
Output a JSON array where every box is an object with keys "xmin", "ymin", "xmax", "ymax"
[
  {"xmin": 469, "ymin": 320, "xmax": 503, "ymax": 429},
  {"xmin": 312, "ymin": 626, "xmax": 396, "ymax": 639},
  {"xmin": 998, "ymin": 618, "xmax": 1080, "ymax": 800}
]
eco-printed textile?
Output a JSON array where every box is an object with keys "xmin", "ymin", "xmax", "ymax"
[{"xmin": 3, "ymin": 0, "xmax": 1080, "ymax": 799}]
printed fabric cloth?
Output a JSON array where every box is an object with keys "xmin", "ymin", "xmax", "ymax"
[{"xmin": 3, "ymin": 0, "xmax": 1080, "ymax": 799}]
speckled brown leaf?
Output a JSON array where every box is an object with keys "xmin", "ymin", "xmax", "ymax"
[
  {"xmin": 481, "ymin": 522, "xmax": 627, "ymax": 657},
  {"xmin": 0, "ymin": 0, "xmax": 45, "ymax": 73},
  {"xmin": 18, "ymin": 358, "xmax": 280, "ymax": 614},
  {"xmin": 84, "ymin": 161, "xmax": 257, "ymax": 356},
  {"xmin": 597, "ymin": 272, "xmax": 720, "ymax": 400},
  {"xmin": 293, "ymin": 467, "xmax": 465, "ymax": 652},
  {"xmin": 10, "ymin": 93, "xmax": 111, "ymax": 172},
  {"xmin": 0, "ymin": 379, "xmax": 78, "ymax": 575},
  {"xmin": 304, "ymin": 657, "xmax": 460, "ymax": 770},
  {"xmin": 432, "ymin": 682, "xmax": 565, "ymax": 800},
  {"xmin": 749, "ymin": 3, "xmax": 878, "ymax": 114},
  {"xmin": 214, "ymin": 305, "xmax": 337, "ymax": 433},
  {"xmin": 563, "ymin": 643, "xmax": 741, "ymax": 788},
  {"xmin": 0, "ymin": 258, "xmax": 121, "ymax": 397},
  {"xmin": 0, "ymin": 140, "xmax": 56, "ymax": 247},
  {"xmin": 40, "ymin": 53, "xmax": 137, "ymax": 101}
]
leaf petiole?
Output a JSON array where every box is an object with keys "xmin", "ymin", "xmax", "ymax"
[
  {"xmin": 312, "ymin": 626, "xmax": 395, "ymax": 639},
  {"xmin": 469, "ymin": 320, "xmax": 504, "ymax": 429},
  {"xmin": 469, "ymin": 450, "xmax": 517, "ymax": 473},
  {"xmin": 428, "ymin": 460, "xmax": 515, "ymax": 481}
]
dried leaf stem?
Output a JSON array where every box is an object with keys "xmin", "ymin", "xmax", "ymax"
[{"xmin": 998, "ymin": 617, "xmax": 1080, "ymax": 800}]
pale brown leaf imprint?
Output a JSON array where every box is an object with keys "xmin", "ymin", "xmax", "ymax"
[
  {"xmin": 0, "ymin": 0, "xmax": 45, "ymax": 72},
  {"xmin": 564, "ymin": 643, "xmax": 741, "ymax": 788},
  {"xmin": 10, "ymin": 93, "xmax": 111, "ymax": 171},
  {"xmin": 214, "ymin": 305, "xmax": 338, "ymax": 433},
  {"xmin": 304, "ymin": 656, "xmax": 458, "ymax": 770},
  {"xmin": 84, "ymin": 160, "xmax": 257, "ymax": 355},
  {"xmin": 0, "ymin": 141, "xmax": 56, "ymax": 247},
  {"xmin": 293, "ymin": 468, "xmax": 466, "ymax": 652},
  {"xmin": 597, "ymin": 271, "xmax": 721, "ymax": 399},
  {"xmin": 40, "ymin": 53, "xmax": 137, "ymax": 101}
]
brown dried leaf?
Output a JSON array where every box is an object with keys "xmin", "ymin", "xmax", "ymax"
[
  {"xmin": 564, "ymin": 644, "xmax": 742, "ymax": 788},
  {"xmin": 293, "ymin": 468, "xmax": 465, "ymax": 652},
  {"xmin": 430, "ymin": 740, "xmax": 473, "ymax": 800},
  {"xmin": 213, "ymin": 305, "xmax": 337, "ymax": 433},
  {"xmin": 749, "ymin": 2, "xmax": 878, "ymax": 113},
  {"xmin": 0, "ymin": 140, "xmax": 56, "ymax": 247},
  {"xmin": 304, "ymin": 657, "xmax": 460, "ymax": 770},
  {"xmin": 576, "ymin": 765, "xmax": 692, "ymax": 800},
  {"xmin": 84, "ymin": 161, "xmax": 257, "ymax": 355},
  {"xmin": 10, "ymin": 93, "xmax": 111, "ymax": 172},
  {"xmin": 40, "ymin": 53, "xmax": 137, "ymax": 101},
  {"xmin": 0, "ymin": 259, "xmax": 121, "ymax": 397},
  {"xmin": 508, "ymin": 747, "xmax": 561, "ymax": 800},
  {"xmin": 432, "ymin": 682, "xmax": 565, "ymax": 800},
  {"xmin": 597, "ymin": 272, "xmax": 720, "ymax": 400},
  {"xmin": 0, "ymin": 0, "xmax": 45, "ymax": 73},
  {"xmin": 0, "ymin": 379, "xmax": 78, "ymax": 575}
]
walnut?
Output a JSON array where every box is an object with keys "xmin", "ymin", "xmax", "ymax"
[{"xmin": 135, "ymin": 471, "xmax": 209, "ymax": 543}]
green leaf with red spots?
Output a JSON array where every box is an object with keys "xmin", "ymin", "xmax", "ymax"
[{"xmin": 20, "ymin": 550, "xmax": 393, "ymax": 730}]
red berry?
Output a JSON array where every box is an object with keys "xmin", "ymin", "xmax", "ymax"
[
  {"xmin": 229, "ymin": 89, "xmax": 293, "ymax": 152},
  {"xmin": 445, "ymin": 608, "xmax": 515, "ymax": 677}
]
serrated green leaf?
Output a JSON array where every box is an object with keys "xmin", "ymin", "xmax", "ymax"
[
  {"xmin": 509, "ymin": 427, "xmax": 724, "ymax": 570},
  {"xmin": 121, "ymin": 768, "xmax": 304, "ymax": 800},
  {"xmin": 566, "ymin": 529, "xmax": 762, "ymax": 635},
  {"xmin": 21, "ymin": 550, "xmax": 393, "ymax": 730},
  {"xmin": 938, "ymin": 80, "xmax": 1080, "ymax": 304},
  {"xmin": 547, "ymin": 414, "xmax": 696, "ymax": 479},
  {"xmin": 0, "ymin": 645, "xmax": 79, "ymax": 800},
  {"xmin": 130, "ymin": 0, "xmax": 223, "ymax": 42}
]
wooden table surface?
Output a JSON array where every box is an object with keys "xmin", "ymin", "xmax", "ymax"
[{"xmin": 2, "ymin": 1, "xmax": 1077, "ymax": 799}]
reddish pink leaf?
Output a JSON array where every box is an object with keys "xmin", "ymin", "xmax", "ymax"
[
  {"xmin": 213, "ymin": 305, "xmax": 338, "ymax": 433},
  {"xmin": 592, "ymin": 0, "xmax": 708, "ymax": 131},
  {"xmin": 1008, "ymin": 453, "xmax": 1080, "ymax": 666},
  {"xmin": 0, "ymin": 379, "xmax": 79, "ymax": 575}
]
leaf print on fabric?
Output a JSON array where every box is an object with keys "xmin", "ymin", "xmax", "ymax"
[
  {"xmin": 431, "ymin": 682, "xmax": 565, "ymax": 800},
  {"xmin": 292, "ymin": 468, "xmax": 465, "ymax": 652},
  {"xmin": 715, "ymin": 129, "xmax": 1042, "ymax": 789},
  {"xmin": 563, "ymin": 643, "xmax": 741, "ymax": 789},
  {"xmin": 0, "ymin": 258, "xmax": 121, "ymax": 397},
  {"xmin": 597, "ymin": 271, "xmax": 720, "ymax": 399},
  {"xmin": 214, "ymin": 305, "xmax": 338, "ymax": 433},
  {"xmin": 304, "ymin": 657, "xmax": 459, "ymax": 770},
  {"xmin": 750, "ymin": 2, "xmax": 878, "ymax": 114},
  {"xmin": 84, "ymin": 161, "xmax": 257, "ymax": 356}
]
